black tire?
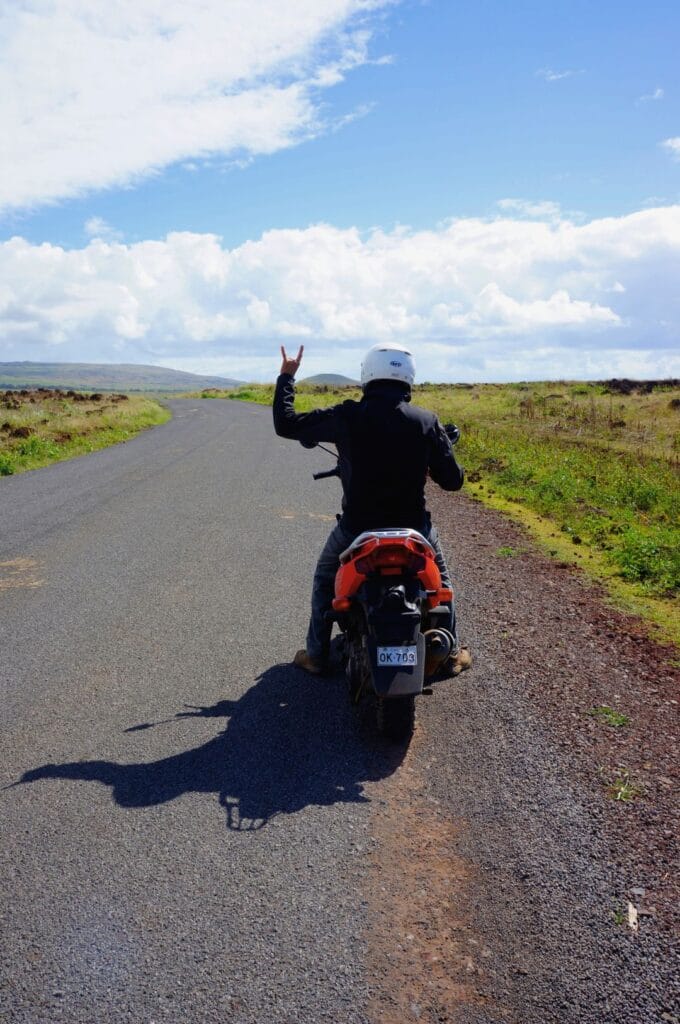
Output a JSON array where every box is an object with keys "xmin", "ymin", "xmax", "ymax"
[
  {"xmin": 346, "ymin": 648, "xmax": 364, "ymax": 703},
  {"xmin": 344, "ymin": 610, "xmax": 369, "ymax": 704},
  {"xmin": 376, "ymin": 695, "xmax": 415, "ymax": 742}
]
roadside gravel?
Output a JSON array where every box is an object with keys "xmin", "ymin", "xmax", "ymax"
[{"xmin": 371, "ymin": 487, "xmax": 679, "ymax": 1024}]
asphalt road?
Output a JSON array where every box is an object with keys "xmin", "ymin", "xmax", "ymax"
[
  {"xmin": 1, "ymin": 399, "xmax": 676, "ymax": 1024},
  {"xmin": 1, "ymin": 399, "xmax": 383, "ymax": 1023}
]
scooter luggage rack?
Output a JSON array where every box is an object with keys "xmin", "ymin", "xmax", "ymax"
[{"xmin": 339, "ymin": 528, "xmax": 436, "ymax": 565}]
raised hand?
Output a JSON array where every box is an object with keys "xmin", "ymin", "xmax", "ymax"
[{"xmin": 280, "ymin": 345, "xmax": 304, "ymax": 377}]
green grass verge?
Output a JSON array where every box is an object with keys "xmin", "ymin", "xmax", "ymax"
[
  {"xmin": 0, "ymin": 394, "xmax": 170, "ymax": 476},
  {"xmin": 192, "ymin": 379, "xmax": 679, "ymax": 644},
  {"xmin": 464, "ymin": 482, "xmax": 680, "ymax": 645}
]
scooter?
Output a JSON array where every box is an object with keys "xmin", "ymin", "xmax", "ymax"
[{"xmin": 304, "ymin": 424, "xmax": 460, "ymax": 741}]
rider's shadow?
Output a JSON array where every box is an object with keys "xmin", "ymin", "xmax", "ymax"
[{"xmin": 15, "ymin": 664, "xmax": 404, "ymax": 830}]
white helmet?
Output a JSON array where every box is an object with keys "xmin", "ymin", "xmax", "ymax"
[{"xmin": 360, "ymin": 343, "xmax": 416, "ymax": 388}]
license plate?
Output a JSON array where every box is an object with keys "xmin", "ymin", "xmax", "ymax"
[{"xmin": 377, "ymin": 645, "xmax": 418, "ymax": 666}]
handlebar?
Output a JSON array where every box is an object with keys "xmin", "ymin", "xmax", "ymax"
[{"xmin": 313, "ymin": 466, "xmax": 341, "ymax": 481}]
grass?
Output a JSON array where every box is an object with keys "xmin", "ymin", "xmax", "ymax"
[
  {"xmin": 196, "ymin": 378, "xmax": 680, "ymax": 645},
  {"xmin": 0, "ymin": 389, "xmax": 170, "ymax": 476},
  {"xmin": 586, "ymin": 705, "xmax": 631, "ymax": 728},
  {"xmin": 601, "ymin": 767, "xmax": 644, "ymax": 802}
]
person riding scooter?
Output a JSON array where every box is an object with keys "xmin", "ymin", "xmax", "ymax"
[{"xmin": 273, "ymin": 342, "xmax": 471, "ymax": 677}]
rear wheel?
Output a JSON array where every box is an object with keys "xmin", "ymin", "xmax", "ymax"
[
  {"xmin": 346, "ymin": 646, "xmax": 365, "ymax": 703},
  {"xmin": 376, "ymin": 695, "xmax": 415, "ymax": 742},
  {"xmin": 344, "ymin": 610, "xmax": 369, "ymax": 704}
]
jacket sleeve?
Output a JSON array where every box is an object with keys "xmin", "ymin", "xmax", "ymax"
[
  {"xmin": 272, "ymin": 373, "xmax": 345, "ymax": 444},
  {"xmin": 427, "ymin": 418, "xmax": 464, "ymax": 491}
]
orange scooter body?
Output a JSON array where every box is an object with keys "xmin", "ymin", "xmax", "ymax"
[
  {"xmin": 330, "ymin": 528, "xmax": 455, "ymax": 699},
  {"xmin": 333, "ymin": 530, "xmax": 453, "ymax": 612}
]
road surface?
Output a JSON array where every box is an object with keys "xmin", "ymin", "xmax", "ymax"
[{"xmin": 1, "ymin": 398, "xmax": 676, "ymax": 1023}]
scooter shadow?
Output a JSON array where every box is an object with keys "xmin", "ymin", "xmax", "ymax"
[{"xmin": 16, "ymin": 663, "xmax": 407, "ymax": 830}]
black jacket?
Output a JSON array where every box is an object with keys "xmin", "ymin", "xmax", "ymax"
[{"xmin": 273, "ymin": 374, "xmax": 463, "ymax": 533}]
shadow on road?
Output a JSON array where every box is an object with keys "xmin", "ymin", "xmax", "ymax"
[{"xmin": 15, "ymin": 664, "xmax": 405, "ymax": 830}]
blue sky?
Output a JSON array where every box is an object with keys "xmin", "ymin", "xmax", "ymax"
[{"xmin": 1, "ymin": 0, "xmax": 679, "ymax": 381}]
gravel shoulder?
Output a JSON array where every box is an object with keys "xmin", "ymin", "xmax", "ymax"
[{"xmin": 365, "ymin": 486, "xmax": 678, "ymax": 1023}]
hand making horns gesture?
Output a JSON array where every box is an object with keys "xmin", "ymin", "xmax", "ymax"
[{"xmin": 280, "ymin": 345, "xmax": 304, "ymax": 377}]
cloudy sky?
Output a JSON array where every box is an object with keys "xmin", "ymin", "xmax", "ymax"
[{"xmin": 1, "ymin": 0, "xmax": 679, "ymax": 382}]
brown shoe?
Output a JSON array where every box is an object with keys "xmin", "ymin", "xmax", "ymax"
[
  {"xmin": 449, "ymin": 645, "xmax": 472, "ymax": 675},
  {"xmin": 293, "ymin": 649, "xmax": 326, "ymax": 675}
]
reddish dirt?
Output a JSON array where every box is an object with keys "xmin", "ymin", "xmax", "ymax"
[
  {"xmin": 363, "ymin": 490, "xmax": 677, "ymax": 1023},
  {"xmin": 366, "ymin": 737, "xmax": 494, "ymax": 1023},
  {"xmin": 430, "ymin": 489, "xmax": 679, "ymax": 936}
]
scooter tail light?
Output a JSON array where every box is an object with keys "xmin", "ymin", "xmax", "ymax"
[{"xmin": 354, "ymin": 549, "xmax": 426, "ymax": 574}]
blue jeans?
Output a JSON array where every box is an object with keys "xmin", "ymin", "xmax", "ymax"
[{"xmin": 306, "ymin": 522, "xmax": 457, "ymax": 662}]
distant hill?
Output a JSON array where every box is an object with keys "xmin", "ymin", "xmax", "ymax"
[
  {"xmin": 0, "ymin": 361, "xmax": 242, "ymax": 393},
  {"xmin": 300, "ymin": 373, "xmax": 359, "ymax": 386}
]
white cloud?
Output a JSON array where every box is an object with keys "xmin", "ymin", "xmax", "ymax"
[
  {"xmin": 497, "ymin": 199, "xmax": 562, "ymax": 220},
  {"xmin": 1, "ymin": 206, "xmax": 679, "ymax": 381},
  {"xmin": 84, "ymin": 217, "xmax": 123, "ymax": 242},
  {"xmin": 661, "ymin": 137, "xmax": 680, "ymax": 160},
  {"xmin": 638, "ymin": 87, "xmax": 664, "ymax": 103},
  {"xmin": 536, "ymin": 68, "xmax": 583, "ymax": 82},
  {"xmin": 0, "ymin": 0, "xmax": 394, "ymax": 212},
  {"xmin": 330, "ymin": 101, "xmax": 376, "ymax": 132}
]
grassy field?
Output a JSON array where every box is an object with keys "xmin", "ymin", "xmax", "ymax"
[
  {"xmin": 189, "ymin": 379, "xmax": 680, "ymax": 643},
  {"xmin": 0, "ymin": 388, "xmax": 170, "ymax": 476}
]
